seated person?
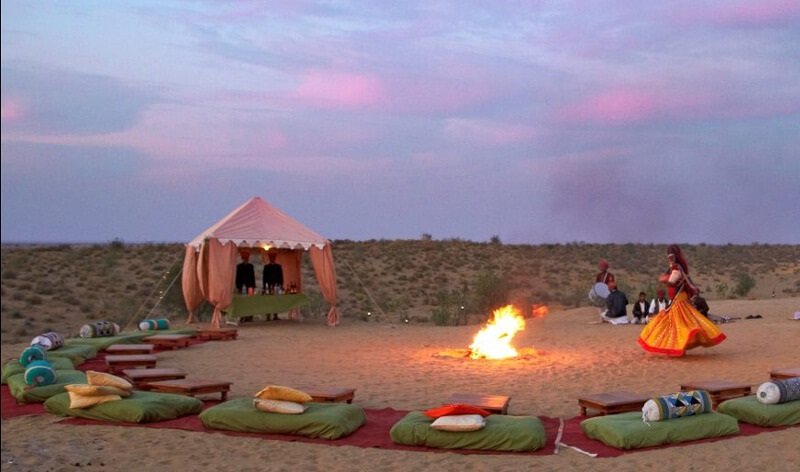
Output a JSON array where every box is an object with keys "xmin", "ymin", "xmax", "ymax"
[
  {"xmin": 649, "ymin": 288, "xmax": 669, "ymax": 319},
  {"xmin": 631, "ymin": 292, "xmax": 648, "ymax": 324},
  {"xmin": 692, "ymin": 294, "xmax": 710, "ymax": 317},
  {"xmin": 603, "ymin": 281, "xmax": 629, "ymax": 324}
]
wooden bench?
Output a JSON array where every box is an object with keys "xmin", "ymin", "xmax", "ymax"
[
  {"xmin": 679, "ymin": 379, "xmax": 752, "ymax": 406},
  {"xmin": 105, "ymin": 344, "xmax": 155, "ymax": 355},
  {"xmin": 769, "ymin": 367, "xmax": 800, "ymax": 380},
  {"xmin": 147, "ymin": 378, "xmax": 232, "ymax": 401},
  {"xmin": 196, "ymin": 328, "xmax": 238, "ymax": 341},
  {"xmin": 122, "ymin": 368, "xmax": 188, "ymax": 388},
  {"xmin": 578, "ymin": 391, "xmax": 649, "ymax": 417},
  {"xmin": 303, "ymin": 387, "xmax": 356, "ymax": 404},
  {"xmin": 142, "ymin": 334, "xmax": 193, "ymax": 350},
  {"xmin": 105, "ymin": 354, "xmax": 157, "ymax": 373},
  {"xmin": 448, "ymin": 393, "xmax": 510, "ymax": 415}
]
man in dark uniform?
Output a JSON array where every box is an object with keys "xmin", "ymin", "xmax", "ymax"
[
  {"xmin": 262, "ymin": 251, "xmax": 284, "ymax": 321},
  {"xmin": 235, "ymin": 251, "xmax": 256, "ymax": 295}
]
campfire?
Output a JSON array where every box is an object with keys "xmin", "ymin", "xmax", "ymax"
[
  {"xmin": 433, "ymin": 303, "xmax": 546, "ymax": 361},
  {"xmin": 469, "ymin": 305, "xmax": 526, "ymax": 360}
]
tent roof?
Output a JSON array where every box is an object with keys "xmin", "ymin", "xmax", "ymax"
[{"xmin": 188, "ymin": 197, "xmax": 329, "ymax": 251}]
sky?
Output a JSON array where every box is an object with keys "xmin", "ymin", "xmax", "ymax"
[{"xmin": 2, "ymin": 0, "xmax": 799, "ymax": 244}]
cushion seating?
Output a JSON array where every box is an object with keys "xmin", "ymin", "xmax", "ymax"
[
  {"xmin": 199, "ymin": 398, "xmax": 366, "ymax": 440},
  {"xmin": 44, "ymin": 390, "xmax": 203, "ymax": 423},
  {"xmin": 7, "ymin": 370, "xmax": 87, "ymax": 403},
  {"xmin": 66, "ymin": 333, "xmax": 150, "ymax": 351},
  {"xmin": 580, "ymin": 411, "xmax": 739, "ymax": 449},
  {"xmin": 47, "ymin": 343, "xmax": 99, "ymax": 365},
  {"xmin": 2, "ymin": 357, "xmax": 74, "ymax": 384},
  {"xmin": 718, "ymin": 395, "xmax": 800, "ymax": 427},
  {"xmin": 390, "ymin": 411, "xmax": 546, "ymax": 452}
]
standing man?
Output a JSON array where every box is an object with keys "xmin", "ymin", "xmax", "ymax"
[
  {"xmin": 235, "ymin": 251, "xmax": 256, "ymax": 295},
  {"xmin": 262, "ymin": 251, "xmax": 284, "ymax": 321}
]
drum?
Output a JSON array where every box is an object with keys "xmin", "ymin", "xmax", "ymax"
[
  {"xmin": 588, "ymin": 282, "xmax": 610, "ymax": 307},
  {"xmin": 80, "ymin": 320, "xmax": 121, "ymax": 338},
  {"xmin": 138, "ymin": 319, "xmax": 170, "ymax": 331},
  {"xmin": 30, "ymin": 331, "xmax": 64, "ymax": 351},
  {"xmin": 20, "ymin": 344, "xmax": 47, "ymax": 367},
  {"xmin": 24, "ymin": 360, "xmax": 56, "ymax": 387}
]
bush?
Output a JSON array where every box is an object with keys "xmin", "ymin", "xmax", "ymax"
[{"xmin": 733, "ymin": 273, "xmax": 756, "ymax": 297}]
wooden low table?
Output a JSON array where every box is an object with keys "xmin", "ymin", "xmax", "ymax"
[
  {"xmin": 147, "ymin": 378, "xmax": 232, "ymax": 401},
  {"xmin": 105, "ymin": 354, "xmax": 157, "ymax": 373},
  {"xmin": 679, "ymin": 379, "xmax": 752, "ymax": 406},
  {"xmin": 303, "ymin": 387, "xmax": 356, "ymax": 404},
  {"xmin": 105, "ymin": 344, "xmax": 155, "ymax": 355},
  {"xmin": 578, "ymin": 391, "xmax": 649, "ymax": 416},
  {"xmin": 142, "ymin": 334, "xmax": 192, "ymax": 350},
  {"xmin": 196, "ymin": 328, "xmax": 238, "ymax": 341},
  {"xmin": 448, "ymin": 393, "xmax": 510, "ymax": 415},
  {"xmin": 122, "ymin": 368, "xmax": 188, "ymax": 388},
  {"xmin": 769, "ymin": 367, "xmax": 800, "ymax": 380}
]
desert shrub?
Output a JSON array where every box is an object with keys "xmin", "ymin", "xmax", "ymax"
[
  {"xmin": 431, "ymin": 290, "xmax": 466, "ymax": 326},
  {"xmin": 3, "ymin": 270, "xmax": 17, "ymax": 280},
  {"xmin": 10, "ymin": 310, "xmax": 23, "ymax": 319},
  {"xmin": 28, "ymin": 295, "xmax": 43, "ymax": 305},
  {"xmin": 733, "ymin": 273, "xmax": 756, "ymax": 297},
  {"xmin": 471, "ymin": 271, "xmax": 510, "ymax": 315}
]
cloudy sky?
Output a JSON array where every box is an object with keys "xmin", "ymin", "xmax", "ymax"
[{"xmin": 2, "ymin": 0, "xmax": 799, "ymax": 244}]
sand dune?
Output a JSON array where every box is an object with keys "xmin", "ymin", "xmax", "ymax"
[{"xmin": 2, "ymin": 297, "xmax": 799, "ymax": 471}]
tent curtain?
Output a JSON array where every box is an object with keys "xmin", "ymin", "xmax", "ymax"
[
  {"xmin": 181, "ymin": 245, "xmax": 204, "ymax": 323},
  {"xmin": 206, "ymin": 239, "xmax": 238, "ymax": 328},
  {"xmin": 310, "ymin": 245, "xmax": 339, "ymax": 326}
]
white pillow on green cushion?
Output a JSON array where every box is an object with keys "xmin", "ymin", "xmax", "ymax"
[
  {"xmin": 430, "ymin": 414, "xmax": 486, "ymax": 432},
  {"xmin": 253, "ymin": 398, "xmax": 305, "ymax": 415}
]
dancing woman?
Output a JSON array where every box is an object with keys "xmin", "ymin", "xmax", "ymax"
[{"xmin": 638, "ymin": 244, "xmax": 726, "ymax": 356}]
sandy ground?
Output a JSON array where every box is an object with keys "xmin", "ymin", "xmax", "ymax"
[{"xmin": 2, "ymin": 297, "xmax": 799, "ymax": 471}]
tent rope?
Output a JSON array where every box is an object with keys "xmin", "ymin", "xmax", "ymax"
[
  {"xmin": 340, "ymin": 258, "xmax": 387, "ymax": 318},
  {"xmin": 121, "ymin": 251, "xmax": 184, "ymax": 331}
]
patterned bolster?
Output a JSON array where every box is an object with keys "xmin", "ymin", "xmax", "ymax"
[
  {"xmin": 642, "ymin": 390, "xmax": 712, "ymax": 422},
  {"xmin": 24, "ymin": 360, "xmax": 56, "ymax": 387},
  {"xmin": 20, "ymin": 344, "xmax": 48, "ymax": 367},
  {"xmin": 756, "ymin": 377, "xmax": 800, "ymax": 405},
  {"xmin": 30, "ymin": 331, "xmax": 65, "ymax": 350},
  {"xmin": 138, "ymin": 319, "xmax": 170, "ymax": 331},
  {"xmin": 80, "ymin": 321, "xmax": 121, "ymax": 338}
]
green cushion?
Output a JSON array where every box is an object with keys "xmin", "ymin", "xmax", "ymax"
[
  {"xmin": 139, "ymin": 327, "xmax": 197, "ymax": 336},
  {"xmin": 7, "ymin": 370, "xmax": 87, "ymax": 403},
  {"xmin": 47, "ymin": 343, "xmax": 99, "ymax": 365},
  {"xmin": 200, "ymin": 398, "xmax": 366, "ymax": 440},
  {"xmin": 65, "ymin": 333, "xmax": 150, "ymax": 350},
  {"xmin": 581, "ymin": 411, "xmax": 739, "ymax": 449},
  {"xmin": 390, "ymin": 411, "xmax": 547, "ymax": 452},
  {"xmin": 44, "ymin": 390, "xmax": 203, "ymax": 423},
  {"xmin": 718, "ymin": 395, "xmax": 800, "ymax": 427},
  {"xmin": 2, "ymin": 357, "xmax": 74, "ymax": 384}
]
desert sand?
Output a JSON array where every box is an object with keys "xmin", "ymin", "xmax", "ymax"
[{"xmin": 2, "ymin": 297, "xmax": 799, "ymax": 471}]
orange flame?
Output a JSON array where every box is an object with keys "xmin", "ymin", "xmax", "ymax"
[
  {"xmin": 469, "ymin": 305, "xmax": 525, "ymax": 360},
  {"xmin": 532, "ymin": 304, "xmax": 549, "ymax": 318}
]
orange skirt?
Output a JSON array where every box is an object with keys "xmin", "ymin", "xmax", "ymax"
[{"xmin": 638, "ymin": 292, "xmax": 726, "ymax": 357}]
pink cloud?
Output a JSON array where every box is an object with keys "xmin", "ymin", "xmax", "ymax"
[
  {"xmin": 671, "ymin": 0, "xmax": 800, "ymax": 27},
  {"xmin": 556, "ymin": 89, "xmax": 670, "ymax": 124},
  {"xmin": 1, "ymin": 98, "xmax": 24, "ymax": 122},
  {"xmin": 443, "ymin": 118, "xmax": 540, "ymax": 145},
  {"xmin": 293, "ymin": 70, "xmax": 386, "ymax": 110}
]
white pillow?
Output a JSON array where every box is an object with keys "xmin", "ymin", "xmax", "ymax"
[
  {"xmin": 253, "ymin": 398, "xmax": 305, "ymax": 415},
  {"xmin": 430, "ymin": 414, "xmax": 486, "ymax": 432}
]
